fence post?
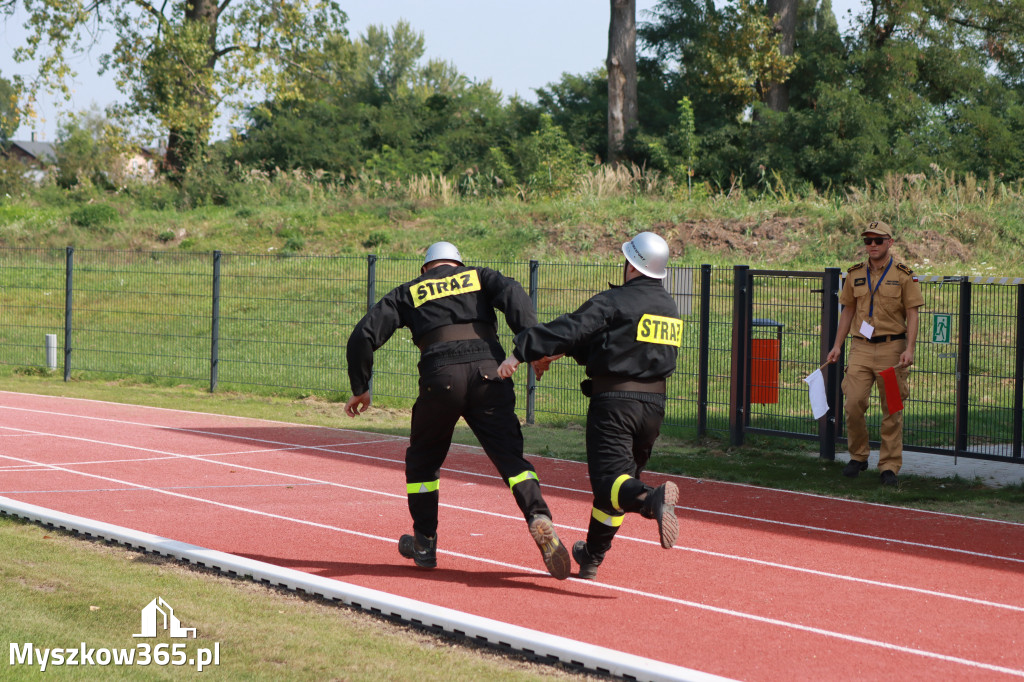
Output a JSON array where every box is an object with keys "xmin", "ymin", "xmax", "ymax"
[
  {"xmin": 697, "ymin": 264, "xmax": 711, "ymax": 437},
  {"xmin": 63, "ymin": 247, "xmax": 74, "ymax": 382},
  {"xmin": 1015, "ymin": 284, "xmax": 1024, "ymax": 460},
  {"xmin": 954, "ymin": 279, "xmax": 972, "ymax": 457},
  {"xmin": 729, "ymin": 265, "xmax": 749, "ymax": 446},
  {"xmin": 210, "ymin": 250, "xmax": 221, "ymax": 392},
  {"xmin": 366, "ymin": 254, "xmax": 377, "ymax": 398},
  {"xmin": 526, "ymin": 260, "xmax": 539, "ymax": 425},
  {"xmin": 819, "ymin": 267, "xmax": 841, "ymax": 460}
]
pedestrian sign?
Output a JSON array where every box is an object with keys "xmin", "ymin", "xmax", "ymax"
[{"xmin": 932, "ymin": 313, "xmax": 951, "ymax": 344}]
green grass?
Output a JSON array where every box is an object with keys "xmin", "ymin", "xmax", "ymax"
[
  {"xmin": 4, "ymin": 174, "xmax": 1024, "ymax": 447},
  {"xmin": 0, "ymin": 516, "xmax": 591, "ymax": 682},
  {"xmin": 4, "ymin": 172, "xmax": 1024, "ymax": 677},
  {"xmin": 2, "ymin": 171, "xmax": 1024, "ymax": 272},
  {"xmin": 5, "ymin": 246, "xmax": 1019, "ymax": 451}
]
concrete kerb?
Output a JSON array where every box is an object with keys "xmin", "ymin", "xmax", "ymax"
[{"xmin": 832, "ymin": 449, "xmax": 1024, "ymax": 487}]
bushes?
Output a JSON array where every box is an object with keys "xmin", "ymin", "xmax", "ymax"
[
  {"xmin": 0, "ymin": 155, "xmax": 31, "ymax": 198},
  {"xmin": 68, "ymin": 203, "xmax": 120, "ymax": 231}
]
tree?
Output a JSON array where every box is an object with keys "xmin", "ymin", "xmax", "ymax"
[
  {"xmin": 0, "ymin": 71, "xmax": 19, "ymax": 144},
  {"xmin": 535, "ymin": 69, "xmax": 608, "ymax": 161},
  {"xmin": 234, "ymin": 22, "xmax": 520, "ymax": 187},
  {"xmin": 53, "ymin": 108, "xmax": 119, "ymax": 189},
  {"xmin": 607, "ymin": 0, "xmax": 638, "ymax": 164},
  {"xmin": 6, "ymin": 0, "xmax": 345, "ymax": 176},
  {"xmin": 765, "ymin": 0, "xmax": 798, "ymax": 111}
]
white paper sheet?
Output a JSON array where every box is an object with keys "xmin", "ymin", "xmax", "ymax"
[{"xmin": 803, "ymin": 368, "xmax": 829, "ymax": 420}]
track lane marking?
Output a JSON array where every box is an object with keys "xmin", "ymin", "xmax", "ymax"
[
  {"xmin": 0, "ymin": 442, "xmax": 382, "ymax": 471},
  {"xmin": 3, "ymin": 404, "xmax": 1024, "ymax": 568},
  {"xmin": 4, "ymin": 394, "xmax": 1022, "ymax": 529},
  {"xmin": 2, "ymin": 450, "xmax": 1024, "ymax": 679},
  {"xmin": 2, "ymin": 424, "xmax": 1024, "ymax": 616}
]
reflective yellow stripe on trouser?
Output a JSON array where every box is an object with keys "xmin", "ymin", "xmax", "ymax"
[
  {"xmin": 610, "ymin": 474, "xmax": 632, "ymax": 512},
  {"xmin": 591, "ymin": 507, "xmax": 624, "ymax": 527},
  {"xmin": 406, "ymin": 480, "xmax": 440, "ymax": 494},
  {"xmin": 508, "ymin": 470, "xmax": 539, "ymax": 490}
]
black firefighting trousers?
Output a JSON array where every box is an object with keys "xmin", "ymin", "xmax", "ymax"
[
  {"xmin": 583, "ymin": 392, "xmax": 665, "ymax": 560},
  {"xmin": 405, "ymin": 358, "xmax": 550, "ymax": 538}
]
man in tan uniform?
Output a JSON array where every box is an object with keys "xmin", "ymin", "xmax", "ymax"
[{"xmin": 826, "ymin": 221, "xmax": 924, "ymax": 486}]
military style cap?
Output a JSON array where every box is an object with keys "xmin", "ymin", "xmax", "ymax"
[{"xmin": 860, "ymin": 220, "xmax": 893, "ymax": 238}]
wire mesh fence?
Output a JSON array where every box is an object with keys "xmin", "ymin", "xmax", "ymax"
[
  {"xmin": 1, "ymin": 248, "xmax": 1021, "ymax": 463},
  {"xmin": 0, "ymin": 248, "xmax": 66, "ymax": 373},
  {"xmin": 215, "ymin": 253, "xmax": 362, "ymax": 394},
  {"xmin": 69, "ymin": 250, "xmax": 211, "ymax": 384},
  {"xmin": 745, "ymin": 269, "xmax": 830, "ymax": 441}
]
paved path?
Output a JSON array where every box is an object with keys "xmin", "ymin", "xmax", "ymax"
[{"xmin": 835, "ymin": 449, "xmax": 1024, "ymax": 487}]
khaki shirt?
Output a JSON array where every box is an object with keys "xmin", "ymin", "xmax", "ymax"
[{"xmin": 840, "ymin": 258, "xmax": 924, "ymax": 337}]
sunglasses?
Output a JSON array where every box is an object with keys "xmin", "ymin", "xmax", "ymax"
[{"xmin": 863, "ymin": 237, "xmax": 888, "ymax": 245}]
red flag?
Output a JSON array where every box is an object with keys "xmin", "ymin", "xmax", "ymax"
[{"xmin": 880, "ymin": 366, "xmax": 903, "ymax": 415}]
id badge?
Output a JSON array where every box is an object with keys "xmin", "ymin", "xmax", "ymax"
[{"xmin": 859, "ymin": 320, "xmax": 875, "ymax": 339}]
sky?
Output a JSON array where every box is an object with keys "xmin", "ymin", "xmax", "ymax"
[{"xmin": 1, "ymin": 0, "xmax": 863, "ymax": 142}]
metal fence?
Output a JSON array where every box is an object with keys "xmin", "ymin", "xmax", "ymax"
[{"xmin": 1, "ymin": 247, "xmax": 1021, "ymax": 465}]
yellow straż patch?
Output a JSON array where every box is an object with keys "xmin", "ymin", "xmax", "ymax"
[
  {"xmin": 636, "ymin": 313, "xmax": 682, "ymax": 346},
  {"xmin": 412, "ymin": 270, "xmax": 481, "ymax": 307}
]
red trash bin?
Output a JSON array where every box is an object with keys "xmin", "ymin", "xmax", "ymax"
[{"xmin": 751, "ymin": 319, "xmax": 783, "ymax": 404}]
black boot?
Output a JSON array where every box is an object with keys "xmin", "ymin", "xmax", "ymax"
[
  {"xmin": 528, "ymin": 515, "xmax": 571, "ymax": 580},
  {"xmin": 398, "ymin": 531, "xmax": 437, "ymax": 568},
  {"xmin": 640, "ymin": 482, "xmax": 679, "ymax": 549},
  {"xmin": 572, "ymin": 541, "xmax": 603, "ymax": 580}
]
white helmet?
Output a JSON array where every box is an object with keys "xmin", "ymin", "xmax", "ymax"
[
  {"xmin": 622, "ymin": 232, "xmax": 669, "ymax": 279},
  {"xmin": 423, "ymin": 241, "xmax": 463, "ymax": 267}
]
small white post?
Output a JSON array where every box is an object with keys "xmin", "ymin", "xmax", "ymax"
[{"xmin": 45, "ymin": 334, "xmax": 57, "ymax": 370}]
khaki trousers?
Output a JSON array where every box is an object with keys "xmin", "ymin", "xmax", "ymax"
[{"xmin": 842, "ymin": 338, "xmax": 910, "ymax": 474}]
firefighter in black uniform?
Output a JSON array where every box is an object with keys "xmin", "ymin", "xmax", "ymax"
[
  {"xmin": 344, "ymin": 241, "xmax": 570, "ymax": 580},
  {"xmin": 497, "ymin": 232, "xmax": 681, "ymax": 580}
]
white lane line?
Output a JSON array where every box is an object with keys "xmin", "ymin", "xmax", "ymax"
[
  {"xmin": 0, "ymin": 426, "xmax": 536, "ymax": 522},
  {"xmin": 4, "ymin": 395, "xmax": 1023, "ymax": 530},
  {"xmin": 0, "ymin": 391, "xmax": 410, "ymax": 440},
  {"xmin": 0, "ymin": 494, "xmax": 733, "ymax": 682},
  {"xmin": 2, "ymin": 450, "xmax": 1023, "ymax": 679},
  {"xmin": 3, "ymin": 404, "xmax": 1023, "ymax": 569},
  {"xmin": 0, "ymin": 442, "xmax": 378, "ymax": 471},
  {"xmin": 2, "ymin": 482, "xmax": 326, "ymax": 494},
  {"xmin": 675, "ymin": 504, "xmax": 1024, "ymax": 566},
  {"xmin": 1, "ymin": 424, "xmax": 1024, "ymax": 616}
]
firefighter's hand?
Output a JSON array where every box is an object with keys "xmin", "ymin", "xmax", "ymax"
[
  {"xmin": 345, "ymin": 392, "xmax": 371, "ymax": 417},
  {"xmin": 497, "ymin": 356, "xmax": 520, "ymax": 379},
  {"xmin": 531, "ymin": 354, "xmax": 564, "ymax": 380}
]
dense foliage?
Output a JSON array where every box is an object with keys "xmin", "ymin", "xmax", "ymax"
[
  {"xmin": 226, "ymin": 1, "xmax": 1024, "ymax": 193},
  {"xmin": 6, "ymin": 1, "xmax": 1024, "ymax": 194}
]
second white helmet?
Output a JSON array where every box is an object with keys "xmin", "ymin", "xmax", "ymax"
[
  {"xmin": 622, "ymin": 232, "xmax": 669, "ymax": 279},
  {"xmin": 423, "ymin": 241, "xmax": 463, "ymax": 267}
]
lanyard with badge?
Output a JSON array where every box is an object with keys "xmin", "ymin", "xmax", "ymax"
[{"xmin": 859, "ymin": 256, "xmax": 892, "ymax": 339}]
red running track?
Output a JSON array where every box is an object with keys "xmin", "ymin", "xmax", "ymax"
[{"xmin": 2, "ymin": 390, "xmax": 1023, "ymax": 681}]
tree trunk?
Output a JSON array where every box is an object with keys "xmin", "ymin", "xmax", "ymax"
[
  {"xmin": 164, "ymin": 0, "xmax": 220, "ymax": 177},
  {"xmin": 607, "ymin": 0, "xmax": 637, "ymax": 165},
  {"xmin": 765, "ymin": 0, "xmax": 797, "ymax": 112}
]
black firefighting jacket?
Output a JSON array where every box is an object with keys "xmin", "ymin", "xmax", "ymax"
[
  {"xmin": 511, "ymin": 276, "xmax": 680, "ymax": 381},
  {"xmin": 347, "ymin": 264, "xmax": 537, "ymax": 395}
]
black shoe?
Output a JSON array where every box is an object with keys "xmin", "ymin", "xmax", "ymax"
[
  {"xmin": 572, "ymin": 540, "xmax": 602, "ymax": 580},
  {"xmin": 528, "ymin": 515, "xmax": 571, "ymax": 580},
  {"xmin": 842, "ymin": 459, "xmax": 868, "ymax": 478},
  {"xmin": 398, "ymin": 531, "xmax": 437, "ymax": 569},
  {"xmin": 880, "ymin": 470, "xmax": 899, "ymax": 487},
  {"xmin": 640, "ymin": 482, "xmax": 679, "ymax": 549}
]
